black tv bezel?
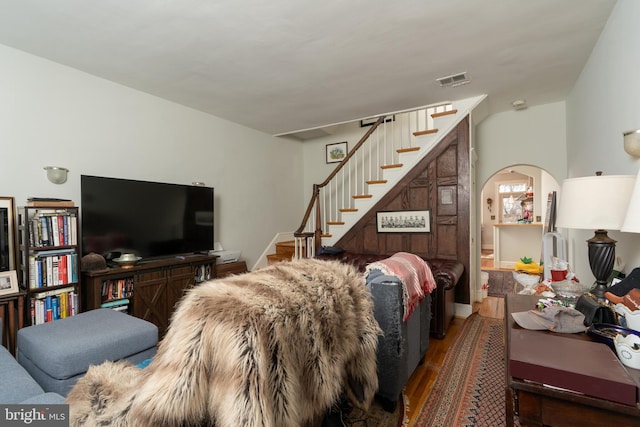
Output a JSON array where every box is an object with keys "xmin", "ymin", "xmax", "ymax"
[{"xmin": 80, "ymin": 174, "xmax": 214, "ymax": 261}]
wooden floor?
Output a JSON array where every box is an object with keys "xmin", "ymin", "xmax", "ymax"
[{"xmin": 403, "ymin": 296, "xmax": 504, "ymax": 425}]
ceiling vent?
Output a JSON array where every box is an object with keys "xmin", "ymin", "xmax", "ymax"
[{"xmin": 436, "ymin": 72, "xmax": 469, "ymax": 88}]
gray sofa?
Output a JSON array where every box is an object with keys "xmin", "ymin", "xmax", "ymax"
[
  {"xmin": 317, "ymin": 251, "xmax": 463, "ymax": 411},
  {"xmin": 368, "ymin": 272, "xmax": 431, "ymax": 411},
  {"xmin": 0, "ymin": 344, "xmax": 64, "ymax": 404}
]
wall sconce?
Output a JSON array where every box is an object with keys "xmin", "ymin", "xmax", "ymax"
[
  {"xmin": 486, "ymin": 197, "xmax": 493, "ymax": 212},
  {"xmin": 624, "ymin": 129, "xmax": 640, "ymax": 157},
  {"xmin": 44, "ymin": 166, "xmax": 69, "ymax": 184}
]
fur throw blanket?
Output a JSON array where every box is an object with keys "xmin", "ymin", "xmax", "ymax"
[{"xmin": 66, "ymin": 258, "xmax": 381, "ymax": 427}]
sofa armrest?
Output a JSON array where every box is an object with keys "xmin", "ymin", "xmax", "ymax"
[{"xmin": 427, "ymin": 259, "xmax": 464, "ymax": 291}]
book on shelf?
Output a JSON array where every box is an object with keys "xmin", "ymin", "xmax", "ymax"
[
  {"xmin": 29, "ymin": 252, "xmax": 78, "ymax": 289},
  {"xmin": 30, "ymin": 211, "xmax": 77, "ymax": 247},
  {"xmin": 101, "ymin": 277, "xmax": 134, "ymax": 300},
  {"xmin": 30, "ymin": 289, "xmax": 78, "ymax": 325},
  {"xmin": 27, "ymin": 198, "xmax": 75, "ymax": 208},
  {"xmin": 101, "ymin": 298, "xmax": 130, "ymax": 308}
]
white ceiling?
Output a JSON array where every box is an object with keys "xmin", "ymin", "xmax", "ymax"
[{"xmin": 0, "ymin": 0, "xmax": 617, "ymax": 136}]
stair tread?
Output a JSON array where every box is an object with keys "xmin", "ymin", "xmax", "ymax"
[
  {"xmin": 397, "ymin": 147, "xmax": 420, "ymax": 153},
  {"xmin": 366, "ymin": 180, "xmax": 387, "ymax": 185},
  {"xmin": 413, "ymin": 128, "xmax": 439, "ymax": 137},
  {"xmin": 327, "ymin": 221, "xmax": 345, "ymax": 225},
  {"xmin": 431, "ymin": 109, "xmax": 457, "ymax": 118},
  {"xmin": 339, "ymin": 208, "xmax": 358, "ymax": 212},
  {"xmin": 381, "ymin": 163, "xmax": 403, "ymax": 169},
  {"xmin": 353, "ymin": 194, "xmax": 373, "ymax": 199}
]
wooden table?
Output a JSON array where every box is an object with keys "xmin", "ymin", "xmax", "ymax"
[
  {"xmin": 0, "ymin": 291, "xmax": 25, "ymax": 356},
  {"xmin": 505, "ymin": 294, "xmax": 640, "ymax": 426}
]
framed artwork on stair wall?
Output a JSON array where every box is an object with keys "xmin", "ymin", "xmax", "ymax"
[
  {"xmin": 360, "ymin": 115, "xmax": 395, "ymax": 127},
  {"xmin": 376, "ymin": 210, "xmax": 431, "ymax": 233},
  {"xmin": 326, "ymin": 142, "xmax": 348, "ymax": 164}
]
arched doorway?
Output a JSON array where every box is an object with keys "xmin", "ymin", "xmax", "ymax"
[{"xmin": 479, "ymin": 164, "xmax": 560, "ymax": 298}]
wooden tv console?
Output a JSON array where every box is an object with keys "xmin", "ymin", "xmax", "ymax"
[{"xmin": 82, "ymin": 254, "xmax": 218, "ymax": 337}]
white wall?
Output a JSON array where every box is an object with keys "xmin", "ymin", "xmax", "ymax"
[
  {"xmin": 565, "ymin": 0, "xmax": 640, "ymax": 283},
  {"xmin": 302, "ymin": 121, "xmax": 382, "ymax": 204},
  {"xmin": 475, "ymin": 102, "xmax": 567, "ymax": 188},
  {"xmin": 0, "ymin": 44, "xmax": 304, "ymax": 269}
]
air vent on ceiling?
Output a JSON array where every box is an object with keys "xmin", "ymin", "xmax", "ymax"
[{"xmin": 436, "ymin": 72, "xmax": 469, "ymax": 88}]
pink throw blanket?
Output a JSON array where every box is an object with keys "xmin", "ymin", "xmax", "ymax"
[{"xmin": 365, "ymin": 252, "xmax": 436, "ymax": 321}]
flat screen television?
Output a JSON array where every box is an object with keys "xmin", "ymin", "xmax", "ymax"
[{"xmin": 81, "ymin": 175, "xmax": 214, "ymax": 261}]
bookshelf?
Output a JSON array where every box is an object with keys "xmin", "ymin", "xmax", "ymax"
[
  {"xmin": 82, "ymin": 255, "xmax": 217, "ymax": 337},
  {"xmin": 18, "ymin": 204, "xmax": 81, "ymax": 325}
]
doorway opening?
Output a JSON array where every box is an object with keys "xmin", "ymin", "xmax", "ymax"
[{"xmin": 480, "ymin": 165, "xmax": 560, "ymax": 296}]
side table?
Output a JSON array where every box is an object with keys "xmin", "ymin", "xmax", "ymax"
[
  {"xmin": 505, "ymin": 293, "xmax": 640, "ymax": 426},
  {"xmin": 0, "ymin": 291, "xmax": 25, "ymax": 356}
]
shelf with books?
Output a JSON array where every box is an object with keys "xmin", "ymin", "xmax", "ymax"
[
  {"xmin": 82, "ymin": 255, "xmax": 217, "ymax": 337},
  {"xmin": 18, "ymin": 205, "xmax": 81, "ymax": 325}
]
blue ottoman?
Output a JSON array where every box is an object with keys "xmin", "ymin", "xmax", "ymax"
[{"xmin": 17, "ymin": 309, "xmax": 158, "ymax": 396}]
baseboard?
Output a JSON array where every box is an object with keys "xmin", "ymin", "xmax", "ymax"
[{"xmin": 454, "ymin": 303, "xmax": 472, "ymax": 319}]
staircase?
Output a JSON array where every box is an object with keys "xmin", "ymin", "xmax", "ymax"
[
  {"xmin": 266, "ymin": 240, "xmax": 306, "ymax": 264},
  {"xmin": 265, "ymin": 95, "xmax": 486, "ymax": 264}
]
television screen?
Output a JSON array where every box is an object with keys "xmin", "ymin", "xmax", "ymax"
[{"xmin": 81, "ymin": 175, "xmax": 214, "ymax": 260}]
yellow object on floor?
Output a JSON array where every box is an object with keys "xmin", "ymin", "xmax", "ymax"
[{"xmin": 514, "ymin": 258, "xmax": 543, "ymax": 274}]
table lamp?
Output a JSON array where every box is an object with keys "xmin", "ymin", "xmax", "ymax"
[
  {"xmin": 621, "ymin": 169, "xmax": 640, "ymax": 233},
  {"xmin": 556, "ymin": 172, "xmax": 636, "ymax": 299}
]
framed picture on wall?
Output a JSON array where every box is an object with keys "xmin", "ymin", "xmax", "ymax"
[
  {"xmin": 359, "ymin": 115, "xmax": 396, "ymax": 127},
  {"xmin": 0, "ymin": 270, "xmax": 18, "ymax": 296},
  {"xmin": 326, "ymin": 142, "xmax": 348, "ymax": 164},
  {"xmin": 376, "ymin": 210, "xmax": 431, "ymax": 233},
  {"xmin": 0, "ymin": 197, "xmax": 17, "ymax": 272}
]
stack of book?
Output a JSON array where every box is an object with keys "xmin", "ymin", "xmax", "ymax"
[
  {"xmin": 30, "ymin": 287, "xmax": 78, "ymax": 325},
  {"xmin": 100, "ymin": 278, "xmax": 134, "ymax": 314},
  {"xmin": 26, "ymin": 197, "xmax": 75, "ymax": 207},
  {"xmin": 28, "ymin": 210, "xmax": 77, "ymax": 248},
  {"xmin": 28, "ymin": 249, "xmax": 78, "ymax": 289}
]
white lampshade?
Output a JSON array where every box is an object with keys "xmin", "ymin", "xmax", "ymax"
[
  {"xmin": 556, "ymin": 174, "xmax": 636, "ymax": 230},
  {"xmin": 621, "ymin": 169, "xmax": 640, "ymax": 233}
]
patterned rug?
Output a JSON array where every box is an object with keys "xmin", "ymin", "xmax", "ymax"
[{"xmin": 414, "ymin": 313, "xmax": 507, "ymax": 427}]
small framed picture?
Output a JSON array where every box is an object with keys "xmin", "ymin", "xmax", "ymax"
[
  {"xmin": 360, "ymin": 115, "xmax": 395, "ymax": 127},
  {"xmin": 0, "ymin": 270, "xmax": 19, "ymax": 296},
  {"xmin": 376, "ymin": 210, "xmax": 431, "ymax": 233},
  {"xmin": 326, "ymin": 142, "xmax": 348, "ymax": 164}
]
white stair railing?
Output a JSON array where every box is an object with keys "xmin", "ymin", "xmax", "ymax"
[{"xmin": 293, "ymin": 102, "xmax": 454, "ymax": 258}]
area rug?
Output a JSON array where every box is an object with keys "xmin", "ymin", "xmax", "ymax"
[
  {"xmin": 414, "ymin": 313, "xmax": 507, "ymax": 427},
  {"xmin": 340, "ymin": 393, "xmax": 409, "ymax": 427}
]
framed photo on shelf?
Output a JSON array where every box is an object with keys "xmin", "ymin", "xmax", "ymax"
[
  {"xmin": 376, "ymin": 210, "xmax": 431, "ymax": 233},
  {"xmin": 0, "ymin": 196, "xmax": 17, "ymax": 272},
  {"xmin": 360, "ymin": 115, "xmax": 395, "ymax": 127},
  {"xmin": 326, "ymin": 142, "xmax": 348, "ymax": 164},
  {"xmin": 0, "ymin": 270, "xmax": 19, "ymax": 296}
]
